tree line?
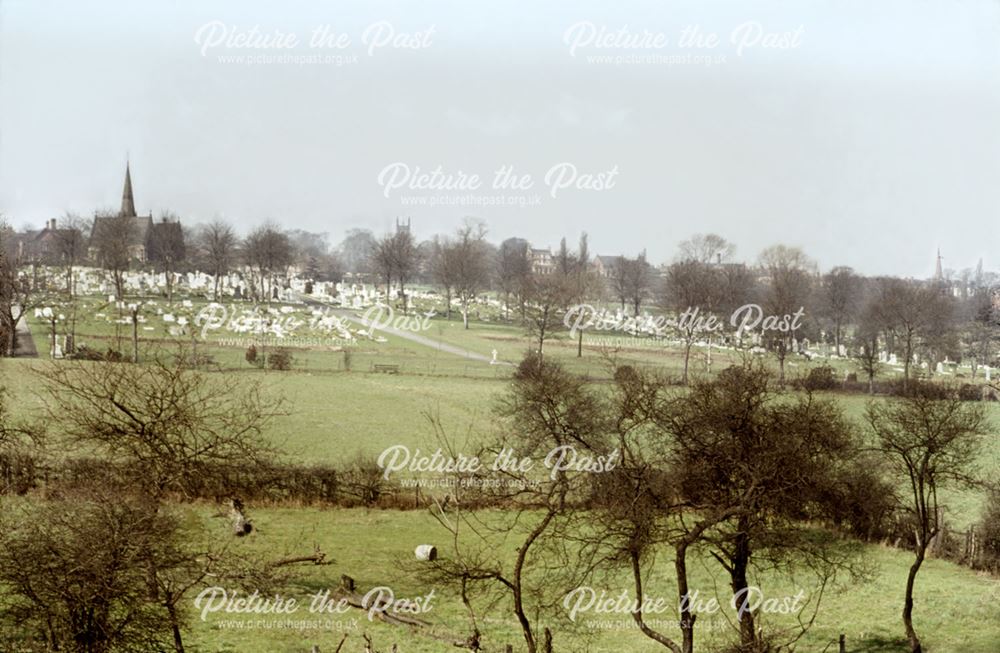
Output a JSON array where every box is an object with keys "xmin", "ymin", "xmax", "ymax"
[{"xmin": 4, "ymin": 216, "xmax": 998, "ymax": 395}]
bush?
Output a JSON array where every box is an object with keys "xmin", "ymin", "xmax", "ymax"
[
  {"xmin": 978, "ymin": 490, "xmax": 1000, "ymax": 572},
  {"xmin": 268, "ymin": 348, "xmax": 293, "ymax": 371},
  {"xmin": 958, "ymin": 383, "xmax": 982, "ymax": 402},
  {"xmin": 68, "ymin": 346, "xmax": 105, "ymax": 361},
  {"xmin": 245, "ymin": 344, "xmax": 258, "ymax": 366},
  {"xmin": 800, "ymin": 365, "xmax": 837, "ymax": 391},
  {"xmin": 103, "ymin": 348, "xmax": 126, "ymax": 363}
]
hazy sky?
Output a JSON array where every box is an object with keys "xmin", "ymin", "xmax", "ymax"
[{"xmin": 1, "ymin": 0, "xmax": 998, "ymax": 277}]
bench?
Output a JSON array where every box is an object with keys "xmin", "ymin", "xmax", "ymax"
[{"xmin": 373, "ymin": 364, "xmax": 400, "ymax": 374}]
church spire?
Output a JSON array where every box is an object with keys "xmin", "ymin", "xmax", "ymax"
[
  {"xmin": 120, "ymin": 161, "xmax": 137, "ymax": 217},
  {"xmin": 934, "ymin": 248, "xmax": 943, "ymax": 280}
]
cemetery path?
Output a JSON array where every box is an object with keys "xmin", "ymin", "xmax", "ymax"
[
  {"xmin": 299, "ymin": 296, "xmax": 510, "ymax": 365},
  {"xmin": 14, "ymin": 311, "xmax": 38, "ymax": 358}
]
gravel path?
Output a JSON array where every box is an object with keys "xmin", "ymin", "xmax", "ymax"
[
  {"xmin": 300, "ymin": 296, "xmax": 510, "ymax": 365},
  {"xmin": 13, "ymin": 309, "xmax": 38, "ymax": 358}
]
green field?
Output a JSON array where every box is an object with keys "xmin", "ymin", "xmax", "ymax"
[
  {"xmin": 171, "ymin": 506, "xmax": 1000, "ymax": 653},
  {"xmin": 4, "ymin": 292, "xmax": 1000, "ymax": 652}
]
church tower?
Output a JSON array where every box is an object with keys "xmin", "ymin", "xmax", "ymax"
[
  {"xmin": 120, "ymin": 162, "xmax": 137, "ymax": 218},
  {"xmin": 934, "ymin": 248, "xmax": 943, "ymax": 280}
]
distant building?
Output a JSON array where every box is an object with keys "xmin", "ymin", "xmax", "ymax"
[
  {"xmin": 593, "ymin": 255, "xmax": 620, "ymax": 279},
  {"xmin": 88, "ymin": 162, "xmax": 180, "ymax": 263},
  {"xmin": 10, "ymin": 219, "xmax": 78, "ymax": 264},
  {"xmin": 529, "ymin": 247, "xmax": 554, "ymax": 275}
]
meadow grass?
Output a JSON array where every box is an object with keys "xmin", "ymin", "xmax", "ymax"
[
  {"xmin": 180, "ymin": 505, "xmax": 1000, "ymax": 653},
  {"xmin": 6, "ymin": 296, "xmax": 1000, "ymax": 651}
]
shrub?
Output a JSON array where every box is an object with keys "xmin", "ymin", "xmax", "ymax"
[
  {"xmin": 103, "ymin": 348, "xmax": 126, "ymax": 363},
  {"xmin": 801, "ymin": 364, "xmax": 836, "ymax": 391},
  {"xmin": 268, "ymin": 348, "xmax": 293, "ymax": 371},
  {"xmin": 245, "ymin": 344, "xmax": 258, "ymax": 366},
  {"xmin": 958, "ymin": 383, "xmax": 982, "ymax": 402},
  {"xmin": 68, "ymin": 346, "xmax": 105, "ymax": 361},
  {"xmin": 978, "ymin": 490, "xmax": 1000, "ymax": 572}
]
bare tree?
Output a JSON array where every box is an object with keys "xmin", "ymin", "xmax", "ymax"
[
  {"xmin": 244, "ymin": 223, "xmax": 293, "ymax": 302},
  {"xmin": 963, "ymin": 290, "xmax": 997, "ymax": 379},
  {"xmin": 496, "ymin": 237, "xmax": 532, "ymax": 321},
  {"xmin": 336, "ymin": 228, "xmax": 376, "ymax": 277},
  {"xmin": 662, "ymin": 260, "xmax": 720, "ymax": 383},
  {"xmin": 820, "ymin": 266, "xmax": 860, "ymax": 356},
  {"xmin": 609, "ymin": 254, "xmax": 653, "ymax": 316},
  {"xmin": 758, "ymin": 245, "xmax": 816, "ymax": 383},
  {"xmin": 873, "ymin": 278, "xmax": 954, "ymax": 388},
  {"xmin": 452, "ymin": 220, "xmax": 491, "ymax": 329},
  {"xmin": 429, "ymin": 235, "xmax": 460, "ymax": 320},
  {"xmin": 393, "ymin": 228, "xmax": 420, "ymax": 314},
  {"xmin": 147, "ymin": 211, "xmax": 186, "ymax": 303},
  {"xmin": 677, "ymin": 233, "xmax": 735, "ymax": 265},
  {"xmin": 197, "ymin": 220, "xmax": 238, "ymax": 300},
  {"xmin": 423, "ymin": 353, "xmax": 616, "ymax": 653},
  {"xmin": 54, "ymin": 213, "xmax": 88, "ymax": 298},
  {"xmin": 663, "ymin": 359, "xmax": 868, "ymax": 651},
  {"xmin": 524, "ymin": 271, "xmax": 574, "ymax": 357},
  {"xmin": 0, "ymin": 221, "xmax": 37, "ymax": 357},
  {"xmin": 867, "ymin": 387, "xmax": 987, "ymax": 653},
  {"xmin": 372, "ymin": 233, "xmax": 396, "ymax": 305},
  {"xmin": 370, "ymin": 227, "xmax": 420, "ymax": 312},
  {"xmin": 91, "ymin": 211, "xmax": 136, "ymax": 300},
  {"xmin": 36, "ymin": 351, "xmax": 283, "ymax": 501},
  {"xmin": 0, "ymin": 492, "xmax": 179, "ymax": 653}
]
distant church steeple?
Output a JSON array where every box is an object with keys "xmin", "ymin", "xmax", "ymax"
[
  {"xmin": 934, "ymin": 248, "xmax": 943, "ymax": 280},
  {"xmin": 120, "ymin": 161, "xmax": 137, "ymax": 218}
]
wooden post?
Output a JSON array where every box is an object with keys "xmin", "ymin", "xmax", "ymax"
[{"xmin": 839, "ymin": 633, "xmax": 846, "ymax": 653}]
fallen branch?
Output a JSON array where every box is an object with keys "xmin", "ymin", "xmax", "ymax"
[{"xmin": 269, "ymin": 552, "xmax": 328, "ymax": 567}]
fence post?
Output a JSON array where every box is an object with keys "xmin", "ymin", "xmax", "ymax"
[{"xmin": 839, "ymin": 633, "xmax": 846, "ymax": 653}]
